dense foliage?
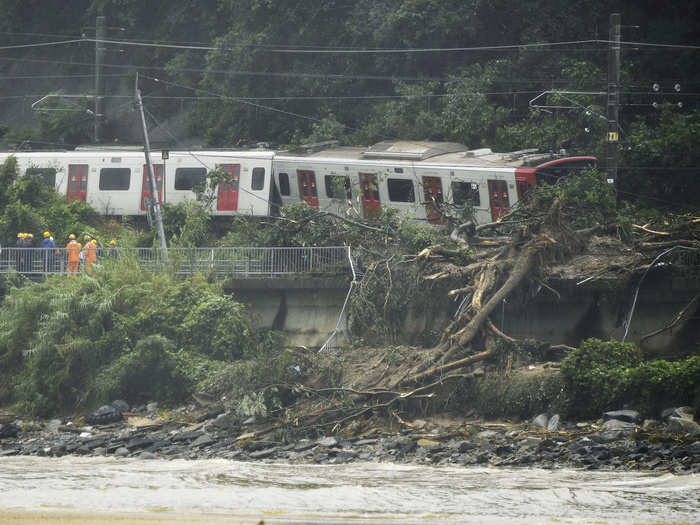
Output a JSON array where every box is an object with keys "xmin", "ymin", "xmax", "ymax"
[
  {"xmin": 560, "ymin": 338, "xmax": 700, "ymax": 417},
  {"xmin": 0, "ymin": 257, "xmax": 285, "ymax": 416},
  {"xmin": 0, "ymin": 157, "xmax": 97, "ymax": 248}
]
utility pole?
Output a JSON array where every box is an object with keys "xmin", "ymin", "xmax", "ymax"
[
  {"xmin": 94, "ymin": 15, "xmax": 105, "ymax": 143},
  {"xmin": 606, "ymin": 13, "xmax": 621, "ymax": 185},
  {"xmin": 135, "ymin": 73, "xmax": 169, "ymax": 259}
]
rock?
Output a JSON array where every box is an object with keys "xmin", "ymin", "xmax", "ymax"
[
  {"xmin": 207, "ymin": 412, "xmax": 238, "ymax": 431},
  {"xmin": 317, "ymin": 436, "xmax": 338, "ymax": 448},
  {"xmin": 293, "ymin": 440, "xmax": 317, "ymax": 452},
  {"xmin": 547, "ymin": 414, "xmax": 561, "ymax": 431},
  {"xmin": 532, "ymin": 413, "xmax": 549, "ymax": 429},
  {"xmin": 85, "ymin": 406, "xmax": 123, "ymax": 425},
  {"xmin": 643, "ymin": 419, "xmax": 660, "ymax": 429},
  {"xmin": 249, "ymin": 447, "xmax": 277, "ymax": 459},
  {"xmin": 244, "ymin": 440, "xmax": 276, "ymax": 452},
  {"xmin": 590, "ymin": 430, "xmax": 624, "ymax": 443},
  {"xmin": 242, "ymin": 416, "xmax": 257, "ymax": 425},
  {"xmin": 192, "ymin": 433, "xmax": 217, "ymax": 448},
  {"xmin": 452, "ymin": 440, "xmax": 475, "ymax": 453},
  {"xmin": 114, "ymin": 447, "xmax": 129, "ymax": 457},
  {"xmin": 112, "ymin": 400, "xmax": 130, "ymax": 412},
  {"xmin": 661, "ymin": 407, "xmax": 695, "ymax": 421},
  {"xmin": 0, "ymin": 423, "xmax": 20, "ymax": 438},
  {"xmin": 146, "ymin": 402, "xmax": 158, "ymax": 413},
  {"xmin": 602, "ymin": 419, "xmax": 636, "ymax": 431},
  {"xmin": 667, "ymin": 417, "xmax": 700, "ymax": 436},
  {"xmin": 518, "ymin": 437, "xmax": 542, "ymax": 450},
  {"xmin": 139, "ymin": 451, "xmax": 158, "ymax": 460},
  {"xmin": 46, "ymin": 419, "xmax": 63, "ymax": 433},
  {"xmin": 603, "ymin": 410, "xmax": 641, "ymax": 423},
  {"xmin": 171, "ymin": 430, "xmax": 204, "ymax": 442},
  {"xmin": 475, "ymin": 430, "xmax": 500, "ymax": 440},
  {"xmin": 126, "ymin": 436, "xmax": 154, "ymax": 450},
  {"xmin": 417, "ymin": 438, "xmax": 440, "ymax": 447}
]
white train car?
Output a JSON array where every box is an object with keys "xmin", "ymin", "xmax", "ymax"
[
  {"xmin": 0, "ymin": 141, "xmax": 595, "ymax": 224},
  {"xmin": 272, "ymin": 141, "xmax": 525, "ymax": 225},
  {"xmin": 0, "ymin": 148, "xmax": 275, "ymax": 217}
]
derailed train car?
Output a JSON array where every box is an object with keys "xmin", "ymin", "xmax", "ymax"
[{"xmin": 0, "ymin": 141, "xmax": 595, "ymax": 225}]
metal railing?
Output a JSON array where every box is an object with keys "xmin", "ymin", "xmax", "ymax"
[{"xmin": 0, "ymin": 246, "xmax": 351, "ymax": 278}]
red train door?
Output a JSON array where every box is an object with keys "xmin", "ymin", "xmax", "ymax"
[
  {"xmin": 67, "ymin": 164, "xmax": 88, "ymax": 201},
  {"xmin": 422, "ymin": 176, "xmax": 445, "ymax": 225},
  {"xmin": 297, "ymin": 170, "xmax": 318, "ymax": 208},
  {"xmin": 488, "ymin": 180, "xmax": 510, "ymax": 221},
  {"xmin": 217, "ymin": 164, "xmax": 240, "ymax": 211},
  {"xmin": 360, "ymin": 173, "xmax": 381, "ymax": 219},
  {"xmin": 141, "ymin": 164, "xmax": 164, "ymax": 211}
]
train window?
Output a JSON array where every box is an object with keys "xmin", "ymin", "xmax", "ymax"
[
  {"xmin": 99, "ymin": 168, "xmax": 131, "ymax": 190},
  {"xmin": 394, "ymin": 167, "xmax": 404, "ymax": 173},
  {"xmin": 325, "ymin": 175, "xmax": 351, "ymax": 199},
  {"xmin": 251, "ymin": 167, "xmax": 265, "ymax": 190},
  {"xmin": 175, "ymin": 167, "xmax": 207, "ymax": 190},
  {"xmin": 387, "ymin": 179, "xmax": 415, "ymax": 202},
  {"xmin": 25, "ymin": 167, "xmax": 56, "ymax": 187},
  {"xmin": 278, "ymin": 173, "xmax": 290, "ymax": 196},
  {"xmin": 452, "ymin": 182, "xmax": 481, "ymax": 207}
]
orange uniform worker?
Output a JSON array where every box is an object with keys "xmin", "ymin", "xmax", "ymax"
[
  {"xmin": 84, "ymin": 238, "xmax": 98, "ymax": 271},
  {"xmin": 66, "ymin": 234, "xmax": 82, "ymax": 276}
]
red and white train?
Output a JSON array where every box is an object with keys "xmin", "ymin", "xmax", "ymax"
[{"xmin": 0, "ymin": 141, "xmax": 595, "ymax": 225}]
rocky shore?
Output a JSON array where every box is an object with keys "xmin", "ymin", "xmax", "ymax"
[{"xmin": 1, "ymin": 404, "xmax": 699, "ymax": 474}]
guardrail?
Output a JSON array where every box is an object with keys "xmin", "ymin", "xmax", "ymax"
[{"xmin": 0, "ymin": 246, "xmax": 352, "ymax": 278}]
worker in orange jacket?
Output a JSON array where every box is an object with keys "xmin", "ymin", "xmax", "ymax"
[
  {"xmin": 84, "ymin": 238, "xmax": 98, "ymax": 272},
  {"xmin": 66, "ymin": 234, "xmax": 82, "ymax": 276}
]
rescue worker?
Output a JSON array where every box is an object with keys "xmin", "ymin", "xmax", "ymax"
[
  {"xmin": 25, "ymin": 233, "xmax": 34, "ymax": 272},
  {"xmin": 107, "ymin": 239, "xmax": 119, "ymax": 259},
  {"xmin": 66, "ymin": 234, "xmax": 81, "ymax": 276},
  {"xmin": 83, "ymin": 237, "xmax": 98, "ymax": 272},
  {"xmin": 40, "ymin": 231, "xmax": 59, "ymax": 273},
  {"xmin": 15, "ymin": 233, "xmax": 24, "ymax": 271}
]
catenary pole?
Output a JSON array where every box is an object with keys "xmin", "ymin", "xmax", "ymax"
[
  {"xmin": 135, "ymin": 72, "xmax": 168, "ymax": 259},
  {"xmin": 606, "ymin": 13, "xmax": 621, "ymax": 186},
  {"xmin": 94, "ymin": 14, "xmax": 105, "ymax": 143}
]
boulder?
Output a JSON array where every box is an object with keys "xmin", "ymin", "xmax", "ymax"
[
  {"xmin": 112, "ymin": 400, "xmax": 130, "ymax": 413},
  {"xmin": 661, "ymin": 407, "xmax": 694, "ymax": 421},
  {"xmin": 667, "ymin": 417, "xmax": 700, "ymax": 436},
  {"xmin": 0, "ymin": 423, "xmax": 19, "ymax": 438},
  {"xmin": 317, "ymin": 436, "xmax": 339, "ymax": 448},
  {"xmin": 85, "ymin": 405, "xmax": 123, "ymax": 425},
  {"xmin": 547, "ymin": 414, "xmax": 561, "ymax": 431},
  {"xmin": 475, "ymin": 430, "xmax": 501, "ymax": 440},
  {"xmin": 602, "ymin": 419, "xmax": 636, "ymax": 431},
  {"xmin": 532, "ymin": 413, "xmax": 549, "ymax": 429},
  {"xmin": 603, "ymin": 410, "xmax": 641, "ymax": 424}
]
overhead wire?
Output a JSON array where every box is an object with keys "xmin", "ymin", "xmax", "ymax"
[{"xmin": 4, "ymin": 36, "xmax": 697, "ymax": 54}]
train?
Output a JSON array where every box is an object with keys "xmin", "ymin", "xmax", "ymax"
[{"xmin": 0, "ymin": 141, "xmax": 596, "ymax": 225}]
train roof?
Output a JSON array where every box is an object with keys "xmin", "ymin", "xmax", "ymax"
[
  {"xmin": 1, "ymin": 141, "xmax": 584, "ymax": 169},
  {"xmin": 291, "ymin": 141, "xmax": 562, "ymax": 168}
]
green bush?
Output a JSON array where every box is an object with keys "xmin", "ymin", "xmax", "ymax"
[
  {"xmin": 560, "ymin": 338, "xmax": 642, "ymax": 417},
  {"xmin": 93, "ymin": 335, "xmax": 195, "ymax": 406},
  {"xmin": 0, "ymin": 256, "xmax": 270, "ymax": 415},
  {"xmin": 561, "ymin": 338, "xmax": 699, "ymax": 418}
]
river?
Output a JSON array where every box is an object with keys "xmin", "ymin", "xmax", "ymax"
[{"xmin": 0, "ymin": 456, "xmax": 698, "ymax": 524}]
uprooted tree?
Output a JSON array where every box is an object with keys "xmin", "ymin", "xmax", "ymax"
[{"xmin": 235, "ymin": 169, "xmax": 699, "ymax": 432}]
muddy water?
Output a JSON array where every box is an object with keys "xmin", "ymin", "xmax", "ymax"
[{"xmin": 0, "ymin": 457, "xmax": 698, "ymax": 524}]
